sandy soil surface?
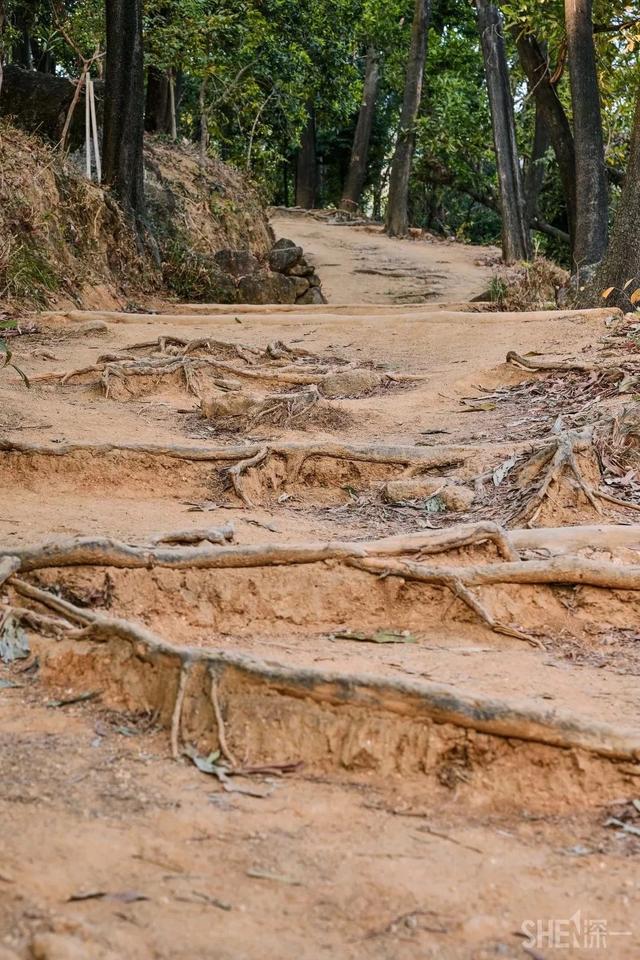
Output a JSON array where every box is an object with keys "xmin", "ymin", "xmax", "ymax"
[{"xmin": 1, "ymin": 214, "xmax": 640, "ymax": 958}]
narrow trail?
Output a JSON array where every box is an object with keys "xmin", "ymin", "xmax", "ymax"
[
  {"xmin": 1, "ymin": 219, "xmax": 640, "ymax": 958},
  {"xmin": 270, "ymin": 208, "xmax": 497, "ymax": 303}
]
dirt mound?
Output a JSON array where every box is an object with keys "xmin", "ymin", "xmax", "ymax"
[{"xmin": 0, "ymin": 123, "xmax": 288, "ymax": 313}]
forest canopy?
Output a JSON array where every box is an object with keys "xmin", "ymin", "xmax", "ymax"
[{"xmin": 1, "ymin": 0, "xmax": 640, "ymax": 293}]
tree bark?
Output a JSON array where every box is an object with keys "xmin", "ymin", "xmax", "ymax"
[
  {"xmin": 564, "ymin": 0, "xmax": 608, "ymax": 275},
  {"xmin": 476, "ymin": 0, "xmax": 530, "ymax": 263},
  {"xmin": 586, "ymin": 93, "xmax": 640, "ymax": 308},
  {"xmin": 385, "ymin": 0, "xmax": 431, "ymax": 237},
  {"xmin": 145, "ymin": 65, "xmax": 173, "ymax": 134},
  {"xmin": 9, "ymin": 4, "xmax": 33, "ymax": 70},
  {"xmin": 295, "ymin": 109, "xmax": 317, "ymax": 208},
  {"xmin": 513, "ymin": 29, "xmax": 577, "ymax": 254},
  {"xmin": 524, "ymin": 104, "xmax": 549, "ymax": 226},
  {"xmin": 103, "ymin": 0, "xmax": 146, "ymax": 223},
  {"xmin": 340, "ymin": 47, "xmax": 380, "ymax": 212}
]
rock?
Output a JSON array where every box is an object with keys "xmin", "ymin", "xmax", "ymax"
[
  {"xmin": 271, "ymin": 237, "xmax": 297, "ymax": 250},
  {"xmin": 75, "ymin": 320, "xmax": 108, "ymax": 335},
  {"xmin": 291, "ymin": 276, "xmax": 310, "ymax": 297},
  {"xmin": 321, "ymin": 368, "xmax": 384, "ymax": 398},
  {"xmin": 383, "ymin": 478, "xmax": 475, "ymax": 511},
  {"xmin": 288, "ymin": 261, "xmax": 315, "ymax": 278},
  {"xmin": 237, "ymin": 271, "xmax": 297, "ymax": 304},
  {"xmin": 296, "ymin": 285, "xmax": 326, "ymax": 305},
  {"xmin": 269, "ymin": 245, "xmax": 303, "ymax": 273},
  {"xmin": 201, "ymin": 392, "xmax": 256, "ymax": 421},
  {"xmin": 213, "ymin": 248, "xmax": 261, "ymax": 278},
  {"xmin": 307, "ymin": 273, "xmax": 321, "ymax": 287},
  {"xmin": 30, "ymin": 933, "xmax": 118, "ymax": 960}
]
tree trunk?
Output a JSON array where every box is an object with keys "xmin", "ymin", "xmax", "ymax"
[
  {"xmin": 385, "ymin": 0, "xmax": 430, "ymax": 237},
  {"xmin": 586, "ymin": 93, "xmax": 640, "ymax": 308},
  {"xmin": 476, "ymin": 0, "xmax": 530, "ymax": 263},
  {"xmin": 524, "ymin": 104, "xmax": 549, "ymax": 225},
  {"xmin": 565, "ymin": 0, "xmax": 608, "ymax": 275},
  {"xmin": 10, "ymin": 5, "xmax": 33, "ymax": 69},
  {"xmin": 103, "ymin": 0, "xmax": 146, "ymax": 223},
  {"xmin": 340, "ymin": 47, "xmax": 380, "ymax": 212},
  {"xmin": 295, "ymin": 110, "xmax": 317, "ymax": 208},
  {"xmin": 145, "ymin": 65, "xmax": 172, "ymax": 134}
]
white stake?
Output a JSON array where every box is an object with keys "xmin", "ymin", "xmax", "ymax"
[
  {"xmin": 88, "ymin": 79, "xmax": 101, "ymax": 183},
  {"xmin": 85, "ymin": 73, "xmax": 92, "ymax": 179}
]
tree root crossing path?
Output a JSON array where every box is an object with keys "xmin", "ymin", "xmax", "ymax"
[{"xmin": 1, "ymin": 216, "xmax": 640, "ymax": 958}]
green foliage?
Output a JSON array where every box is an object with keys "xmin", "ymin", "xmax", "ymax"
[{"xmin": 3, "ymin": 0, "xmax": 640, "ymax": 262}]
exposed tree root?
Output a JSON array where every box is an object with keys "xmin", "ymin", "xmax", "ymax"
[
  {"xmin": 201, "ymin": 384, "xmax": 325, "ymax": 432},
  {"xmin": 510, "ymin": 428, "xmax": 601, "ymax": 525},
  {"xmin": 353, "ymin": 554, "xmax": 640, "ymax": 591},
  {"xmin": 170, "ymin": 662, "xmax": 191, "ymax": 760},
  {"xmin": 150, "ymin": 525, "xmax": 235, "ymax": 546},
  {"xmin": 6, "ymin": 575, "xmax": 640, "ymax": 761},
  {"xmin": 506, "ymin": 351, "xmax": 639, "ymax": 374},
  {"xmin": 209, "ymin": 669, "xmax": 238, "ymax": 767},
  {"xmin": 0, "ymin": 557, "xmax": 20, "ymax": 589},
  {"xmin": 0, "ymin": 436, "xmax": 480, "ymax": 471},
  {"xmin": 123, "ymin": 335, "xmax": 314, "ymax": 365},
  {"xmin": 11, "ymin": 578, "xmax": 95, "ymax": 625},
  {"xmin": 225, "ymin": 447, "xmax": 269, "ymax": 506},
  {"xmin": 30, "ymin": 348, "xmax": 424, "ymax": 401},
  {"xmin": 350, "ymin": 558, "xmax": 539, "ymax": 647}
]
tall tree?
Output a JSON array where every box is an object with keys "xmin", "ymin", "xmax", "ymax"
[
  {"xmin": 385, "ymin": 0, "xmax": 430, "ymax": 237},
  {"xmin": 524, "ymin": 104, "xmax": 549, "ymax": 229},
  {"xmin": 476, "ymin": 0, "xmax": 530, "ymax": 262},
  {"xmin": 102, "ymin": 0, "xmax": 145, "ymax": 224},
  {"xmin": 513, "ymin": 29, "xmax": 577, "ymax": 254},
  {"xmin": 588, "ymin": 92, "xmax": 640, "ymax": 308},
  {"xmin": 340, "ymin": 46, "xmax": 380, "ymax": 212},
  {"xmin": 564, "ymin": 0, "xmax": 608, "ymax": 275},
  {"xmin": 145, "ymin": 66, "xmax": 174, "ymax": 136},
  {"xmin": 295, "ymin": 109, "xmax": 317, "ymax": 208}
]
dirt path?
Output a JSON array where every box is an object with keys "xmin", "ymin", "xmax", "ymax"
[
  {"xmin": 270, "ymin": 208, "xmax": 497, "ymax": 303},
  {"xmin": 1, "ymin": 238, "xmax": 640, "ymax": 958}
]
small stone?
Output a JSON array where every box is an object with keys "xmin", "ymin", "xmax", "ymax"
[
  {"xmin": 201, "ymin": 392, "xmax": 256, "ymax": 421},
  {"xmin": 383, "ymin": 478, "xmax": 475, "ymax": 511},
  {"xmin": 271, "ymin": 237, "xmax": 297, "ymax": 250},
  {"xmin": 75, "ymin": 320, "xmax": 108, "ymax": 335},
  {"xmin": 287, "ymin": 261, "xmax": 315, "ymax": 278},
  {"xmin": 291, "ymin": 276, "xmax": 310, "ymax": 296},
  {"xmin": 296, "ymin": 286, "xmax": 326, "ymax": 305},
  {"xmin": 30, "ymin": 933, "xmax": 118, "ymax": 960},
  {"xmin": 321, "ymin": 368, "xmax": 384, "ymax": 398}
]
